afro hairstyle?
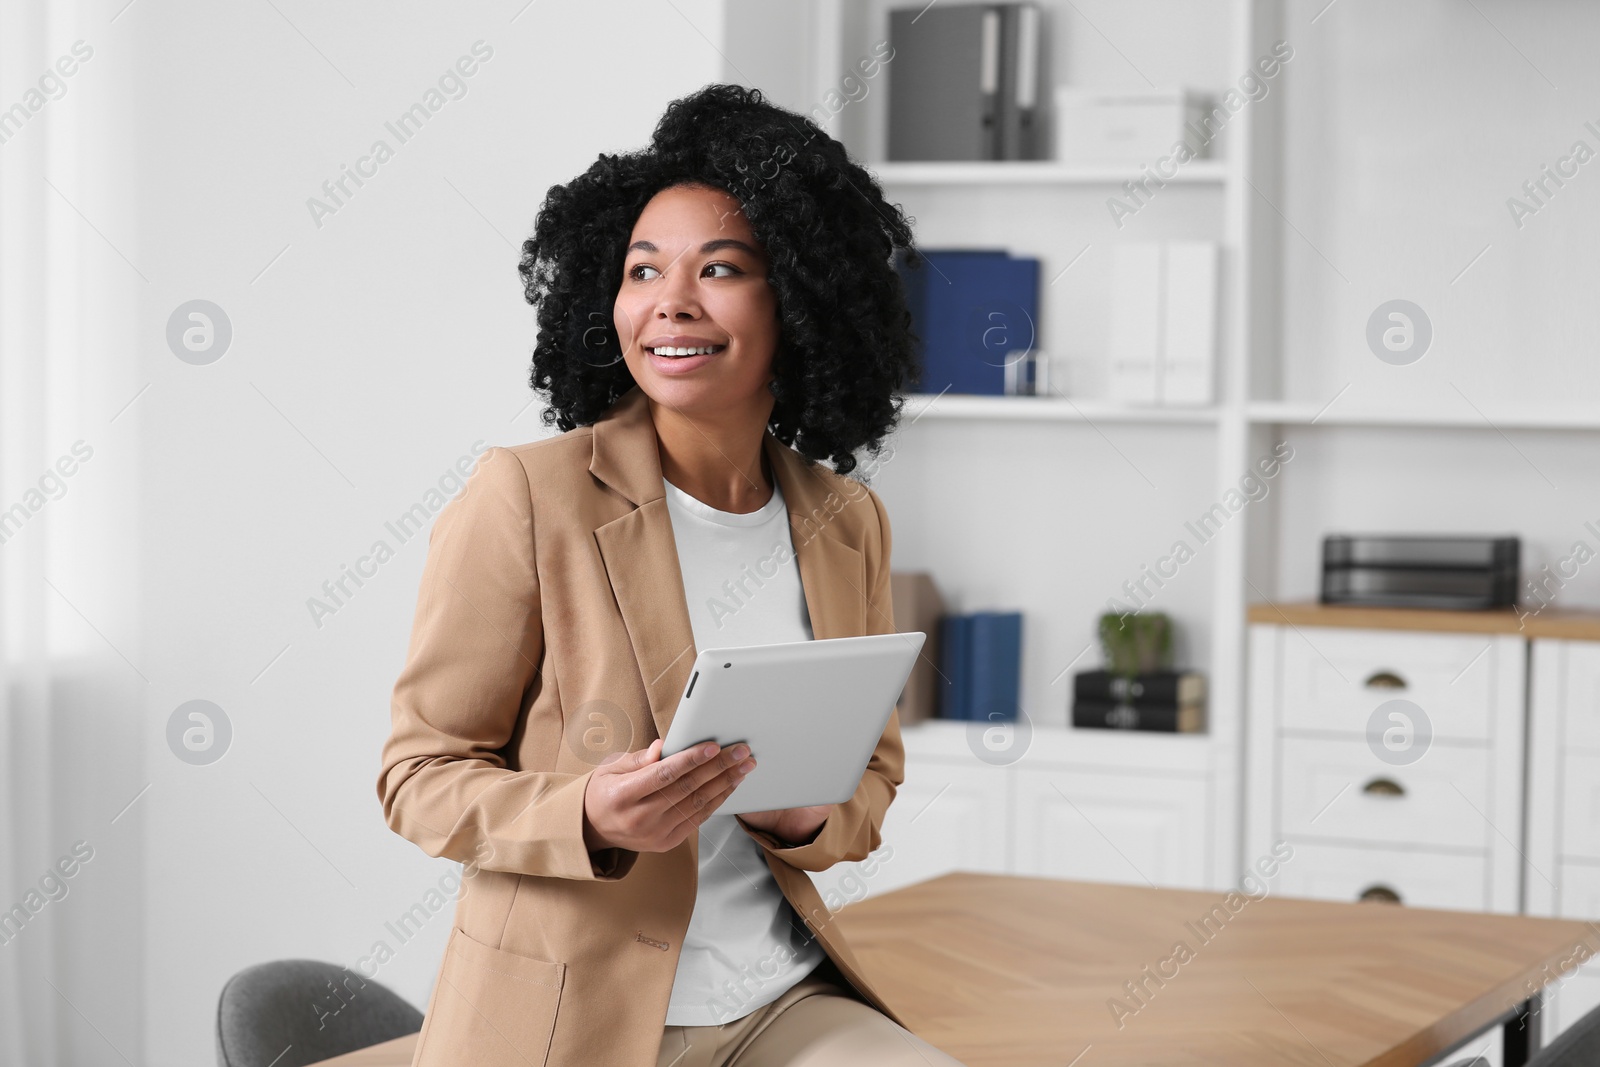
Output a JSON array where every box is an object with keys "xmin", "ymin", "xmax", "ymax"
[{"xmin": 517, "ymin": 83, "xmax": 920, "ymax": 476}]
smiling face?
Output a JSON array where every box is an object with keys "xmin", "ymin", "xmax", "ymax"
[{"xmin": 613, "ymin": 182, "xmax": 781, "ymax": 419}]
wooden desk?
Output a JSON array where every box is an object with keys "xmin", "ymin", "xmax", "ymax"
[{"xmin": 309, "ymin": 873, "xmax": 1596, "ymax": 1067}]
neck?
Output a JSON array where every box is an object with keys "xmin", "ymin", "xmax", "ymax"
[{"xmin": 650, "ymin": 394, "xmax": 775, "ymax": 514}]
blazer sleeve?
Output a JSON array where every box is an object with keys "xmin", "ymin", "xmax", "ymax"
[
  {"xmin": 738, "ymin": 483, "xmax": 907, "ymax": 872},
  {"xmin": 377, "ymin": 445, "xmax": 637, "ymax": 882}
]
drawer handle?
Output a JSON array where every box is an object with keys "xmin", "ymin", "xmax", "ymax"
[
  {"xmin": 1363, "ymin": 670, "xmax": 1407, "ymax": 690},
  {"xmin": 1361, "ymin": 777, "xmax": 1406, "ymax": 797},
  {"xmin": 1358, "ymin": 884, "xmax": 1402, "ymax": 904}
]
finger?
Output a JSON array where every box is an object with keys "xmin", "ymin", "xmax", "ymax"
[
  {"xmin": 665, "ymin": 744, "xmax": 755, "ymax": 806},
  {"xmin": 653, "ymin": 741, "xmax": 744, "ymax": 799},
  {"xmin": 600, "ymin": 737, "xmax": 660, "ymax": 775},
  {"xmin": 664, "ymin": 772, "xmax": 744, "ymax": 838},
  {"xmin": 616, "ymin": 740, "xmax": 720, "ymax": 805},
  {"xmin": 657, "ymin": 756, "xmax": 754, "ymax": 830}
]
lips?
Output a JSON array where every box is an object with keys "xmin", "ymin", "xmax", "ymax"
[
  {"xmin": 645, "ymin": 344, "xmax": 726, "ymax": 357},
  {"xmin": 641, "ymin": 334, "xmax": 727, "ymax": 376},
  {"xmin": 645, "ymin": 345, "xmax": 723, "ymax": 375}
]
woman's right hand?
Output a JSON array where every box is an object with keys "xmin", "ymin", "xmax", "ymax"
[{"xmin": 582, "ymin": 738, "xmax": 757, "ymax": 855}]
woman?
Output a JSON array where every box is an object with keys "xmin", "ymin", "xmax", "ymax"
[{"xmin": 378, "ymin": 84, "xmax": 962, "ymax": 1067}]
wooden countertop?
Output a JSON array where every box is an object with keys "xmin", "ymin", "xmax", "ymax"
[
  {"xmin": 309, "ymin": 872, "xmax": 1595, "ymax": 1067},
  {"xmin": 1247, "ymin": 599, "xmax": 1600, "ymax": 640}
]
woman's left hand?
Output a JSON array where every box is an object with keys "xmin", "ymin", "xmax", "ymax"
[{"xmin": 738, "ymin": 804, "xmax": 832, "ymax": 846}]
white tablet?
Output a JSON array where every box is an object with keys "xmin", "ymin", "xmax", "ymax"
[{"xmin": 661, "ymin": 631, "xmax": 927, "ymax": 816}]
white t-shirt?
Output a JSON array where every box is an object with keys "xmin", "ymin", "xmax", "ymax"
[{"xmin": 660, "ymin": 472, "xmax": 827, "ymax": 1026}]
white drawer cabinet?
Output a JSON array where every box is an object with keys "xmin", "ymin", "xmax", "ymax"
[
  {"xmin": 811, "ymin": 721, "xmax": 1215, "ymax": 902},
  {"xmin": 1556, "ymin": 640, "xmax": 1600, "ymax": 750},
  {"xmin": 1245, "ymin": 622, "xmax": 1526, "ymax": 914},
  {"xmin": 1525, "ymin": 639, "xmax": 1600, "ymax": 1044},
  {"xmin": 1528, "ymin": 639, "xmax": 1600, "ymax": 912},
  {"xmin": 1561, "ymin": 753, "xmax": 1600, "ymax": 861}
]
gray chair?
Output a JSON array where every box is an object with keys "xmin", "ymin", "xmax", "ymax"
[
  {"xmin": 216, "ymin": 959, "xmax": 423, "ymax": 1067},
  {"xmin": 1445, "ymin": 997, "xmax": 1600, "ymax": 1067}
]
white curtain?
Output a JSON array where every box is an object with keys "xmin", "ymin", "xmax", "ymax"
[{"xmin": 2, "ymin": 1, "xmax": 144, "ymax": 1062}]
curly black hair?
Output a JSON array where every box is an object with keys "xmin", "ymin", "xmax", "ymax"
[{"xmin": 517, "ymin": 83, "xmax": 919, "ymax": 476}]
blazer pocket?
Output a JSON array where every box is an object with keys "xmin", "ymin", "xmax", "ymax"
[{"xmin": 414, "ymin": 925, "xmax": 566, "ymax": 1067}]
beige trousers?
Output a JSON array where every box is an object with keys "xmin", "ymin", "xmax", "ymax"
[{"xmin": 655, "ymin": 957, "xmax": 967, "ymax": 1067}]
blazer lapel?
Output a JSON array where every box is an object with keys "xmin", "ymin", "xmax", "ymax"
[
  {"xmin": 588, "ymin": 386, "xmax": 866, "ymax": 745},
  {"xmin": 589, "ymin": 387, "xmax": 696, "ymax": 746}
]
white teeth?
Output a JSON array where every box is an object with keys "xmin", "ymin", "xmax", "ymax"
[{"xmin": 650, "ymin": 346, "xmax": 718, "ymax": 356}]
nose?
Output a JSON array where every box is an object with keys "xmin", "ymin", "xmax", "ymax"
[{"xmin": 653, "ymin": 263, "xmax": 702, "ymax": 322}]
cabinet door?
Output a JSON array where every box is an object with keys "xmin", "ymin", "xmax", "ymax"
[
  {"xmin": 1561, "ymin": 642, "xmax": 1600, "ymax": 751},
  {"xmin": 808, "ymin": 756, "xmax": 1010, "ymax": 902},
  {"xmin": 1546, "ymin": 863, "xmax": 1600, "ymax": 1043},
  {"xmin": 1543, "ymin": 963, "xmax": 1600, "ymax": 1052},
  {"xmin": 1011, "ymin": 767, "xmax": 1209, "ymax": 889}
]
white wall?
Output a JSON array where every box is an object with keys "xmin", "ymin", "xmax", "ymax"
[
  {"xmin": 1278, "ymin": 0, "xmax": 1600, "ymax": 410},
  {"xmin": 1261, "ymin": 0, "xmax": 1600, "ymax": 610},
  {"xmin": 123, "ymin": 2, "xmax": 723, "ymax": 1064}
]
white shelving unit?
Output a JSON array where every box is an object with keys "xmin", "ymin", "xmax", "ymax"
[
  {"xmin": 733, "ymin": 0, "xmax": 1600, "ymax": 901},
  {"xmin": 899, "ymin": 392, "xmax": 1220, "ymax": 424},
  {"xmin": 791, "ymin": 0, "xmax": 1284, "ymax": 893},
  {"xmin": 867, "ymin": 159, "xmax": 1231, "ymax": 185},
  {"xmin": 1247, "ymin": 401, "xmax": 1600, "ymax": 431}
]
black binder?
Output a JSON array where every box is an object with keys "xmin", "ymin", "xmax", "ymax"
[
  {"xmin": 997, "ymin": 3, "xmax": 1042, "ymax": 159},
  {"xmin": 888, "ymin": 3, "xmax": 1002, "ymax": 161}
]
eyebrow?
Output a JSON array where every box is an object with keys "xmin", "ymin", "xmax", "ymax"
[{"xmin": 626, "ymin": 238, "xmax": 761, "ymax": 257}]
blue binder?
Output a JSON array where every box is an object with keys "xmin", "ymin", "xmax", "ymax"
[
  {"xmin": 938, "ymin": 614, "xmax": 973, "ymax": 720},
  {"xmin": 969, "ymin": 611, "xmax": 1023, "ymax": 724},
  {"xmin": 899, "ymin": 250, "xmax": 1040, "ymax": 396}
]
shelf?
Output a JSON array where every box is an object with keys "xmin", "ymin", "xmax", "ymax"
[
  {"xmin": 899, "ymin": 392, "xmax": 1219, "ymax": 424},
  {"xmin": 901, "ymin": 718, "xmax": 1212, "ymax": 773},
  {"xmin": 868, "ymin": 159, "xmax": 1230, "ymax": 187},
  {"xmin": 1248, "ymin": 600, "xmax": 1600, "ymax": 641},
  {"xmin": 1248, "ymin": 401, "xmax": 1600, "ymax": 431}
]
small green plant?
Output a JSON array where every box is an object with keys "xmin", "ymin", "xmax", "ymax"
[{"xmin": 1098, "ymin": 611, "xmax": 1172, "ymax": 679}]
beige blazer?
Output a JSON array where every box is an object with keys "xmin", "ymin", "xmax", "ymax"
[{"xmin": 377, "ymin": 384, "xmax": 908, "ymax": 1067}]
